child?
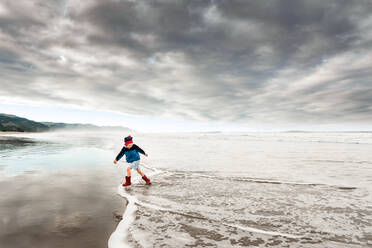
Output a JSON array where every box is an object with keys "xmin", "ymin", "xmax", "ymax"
[{"xmin": 113, "ymin": 135, "xmax": 151, "ymax": 186}]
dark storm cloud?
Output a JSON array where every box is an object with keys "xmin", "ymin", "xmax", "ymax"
[{"xmin": 0, "ymin": 0, "xmax": 372, "ymax": 126}]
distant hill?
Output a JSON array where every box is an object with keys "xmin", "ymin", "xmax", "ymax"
[
  {"xmin": 0, "ymin": 114, "xmax": 49, "ymax": 132},
  {"xmin": 0, "ymin": 113, "xmax": 131, "ymax": 132},
  {"xmin": 42, "ymin": 122, "xmax": 131, "ymax": 132}
]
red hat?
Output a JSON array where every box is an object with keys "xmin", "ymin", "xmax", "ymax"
[{"xmin": 124, "ymin": 135, "xmax": 133, "ymax": 146}]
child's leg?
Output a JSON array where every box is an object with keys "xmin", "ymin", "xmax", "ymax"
[
  {"xmin": 136, "ymin": 168, "xmax": 145, "ymax": 177},
  {"xmin": 127, "ymin": 167, "xmax": 131, "ymax": 177}
]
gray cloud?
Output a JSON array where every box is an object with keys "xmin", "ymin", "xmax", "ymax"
[{"xmin": 0, "ymin": 0, "xmax": 372, "ymax": 127}]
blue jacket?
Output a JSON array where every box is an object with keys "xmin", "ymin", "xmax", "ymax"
[{"xmin": 115, "ymin": 144, "xmax": 145, "ymax": 163}]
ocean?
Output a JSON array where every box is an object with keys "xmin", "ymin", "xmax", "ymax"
[{"xmin": 0, "ymin": 131, "xmax": 371, "ymax": 247}]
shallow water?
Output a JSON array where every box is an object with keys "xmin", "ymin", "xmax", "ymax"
[{"xmin": 1, "ymin": 131, "xmax": 372, "ymax": 247}]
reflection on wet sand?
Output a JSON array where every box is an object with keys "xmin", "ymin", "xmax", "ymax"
[{"xmin": 0, "ymin": 170, "xmax": 125, "ymax": 248}]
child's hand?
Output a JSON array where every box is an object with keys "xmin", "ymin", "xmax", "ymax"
[
  {"xmin": 144, "ymin": 154, "xmax": 148, "ymax": 157},
  {"xmin": 113, "ymin": 160, "xmax": 118, "ymax": 164}
]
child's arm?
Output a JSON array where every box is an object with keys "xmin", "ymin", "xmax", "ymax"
[
  {"xmin": 134, "ymin": 144, "xmax": 148, "ymax": 157},
  {"xmin": 113, "ymin": 147, "xmax": 127, "ymax": 164}
]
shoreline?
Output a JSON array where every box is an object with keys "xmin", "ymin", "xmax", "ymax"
[
  {"xmin": 0, "ymin": 131, "xmax": 34, "ymax": 135},
  {"xmin": 2, "ymin": 131, "xmax": 372, "ymax": 136}
]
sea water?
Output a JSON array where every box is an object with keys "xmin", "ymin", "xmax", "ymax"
[{"xmin": 1, "ymin": 131, "xmax": 371, "ymax": 247}]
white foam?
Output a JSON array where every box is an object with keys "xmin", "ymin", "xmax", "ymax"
[
  {"xmin": 108, "ymin": 164, "xmax": 165, "ymax": 248},
  {"xmin": 227, "ymin": 224, "xmax": 300, "ymax": 239},
  {"xmin": 193, "ymin": 173, "xmax": 357, "ymax": 188},
  {"xmin": 108, "ymin": 166, "xmax": 301, "ymax": 248},
  {"xmin": 116, "ymin": 191, "xmax": 300, "ymax": 242},
  {"xmin": 135, "ymin": 197, "xmax": 301, "ymax": 239},
  {"xmin": 108, "ymin": 186, "xmax": 137, "ymax": 248}
]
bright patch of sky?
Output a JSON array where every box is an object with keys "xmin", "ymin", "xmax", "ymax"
[
  {"xmin": 0, "ymin": 103, "xmax": 249, "ymax": 132},
  {"xmin": 1, "ymin": 103, "xmax": 370, "ymax": 132}
]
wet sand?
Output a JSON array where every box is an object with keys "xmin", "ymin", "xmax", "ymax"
[
  {"xmin": 0, "ymin": 132, "xmax": 33, "ymax": 135},
  {"xmin": 1, "ymin": 132, "xmax": 372, "ymax": 247},
  {"xmin": 0, "ymin": 169, "xmax": 125, "ymax": 248}
]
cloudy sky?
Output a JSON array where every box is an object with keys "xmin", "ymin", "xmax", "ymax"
[{"xmin": 0, "ymin": 0, "xmax": 372, "ymax": 131}]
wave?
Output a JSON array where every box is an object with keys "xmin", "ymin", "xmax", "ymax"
[
  {"xmin": 303, "ymin": 159, "xmax": 372, "ymax": 165},
  {"xmin": 191, "ymin": 173, "xmax": 357, "ymax": 189},
  {"xmin": 108, "ymin": 165, "xmax": 304, "ymax": 248},
  {"xmin": 108, "ymin": 188, "xmax": 137, "ymax": 248},
  {"xmin": 108, "ymin": 164, "xmax": 163, "ymax": 248}
]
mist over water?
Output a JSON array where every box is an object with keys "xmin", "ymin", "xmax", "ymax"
[{"xmin": 0, "ymin": 131, "xmax": 371, "ymax": 247}]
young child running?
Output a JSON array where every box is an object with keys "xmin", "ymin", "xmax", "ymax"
[{"xmin": 113, "ymin": 135, "xmax": 151, "ymax": 186}]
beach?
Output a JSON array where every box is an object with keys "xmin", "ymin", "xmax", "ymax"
[
  {"xmin": 0, "ymin": 132, "xmax": 127, "ymax": 248},
  {"xmin": 0, "ymin": 131, "xmax": 371, "ymax": 247},
  {"xmin": 2, "ymin": 0, "xmax": 372, "ymax": 246},
  {"xmin": 0, "ymin": 132, "xmax": 33, "ymax": 135},
  {"xmin": 0, "ymin": 169, "xmax": 125, "ymax": 248}
]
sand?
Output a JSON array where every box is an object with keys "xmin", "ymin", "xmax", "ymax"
[
  {"xmin": 2, "ymin": 132, "xmax": 372, "ymax": 247},
  {"xmin": 0, "ymin": 132, "xmax": 33, "ymax": 135},
  {"xmin": 0, "ymin": 170, "xmax": 125, "ymax": 248}
]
